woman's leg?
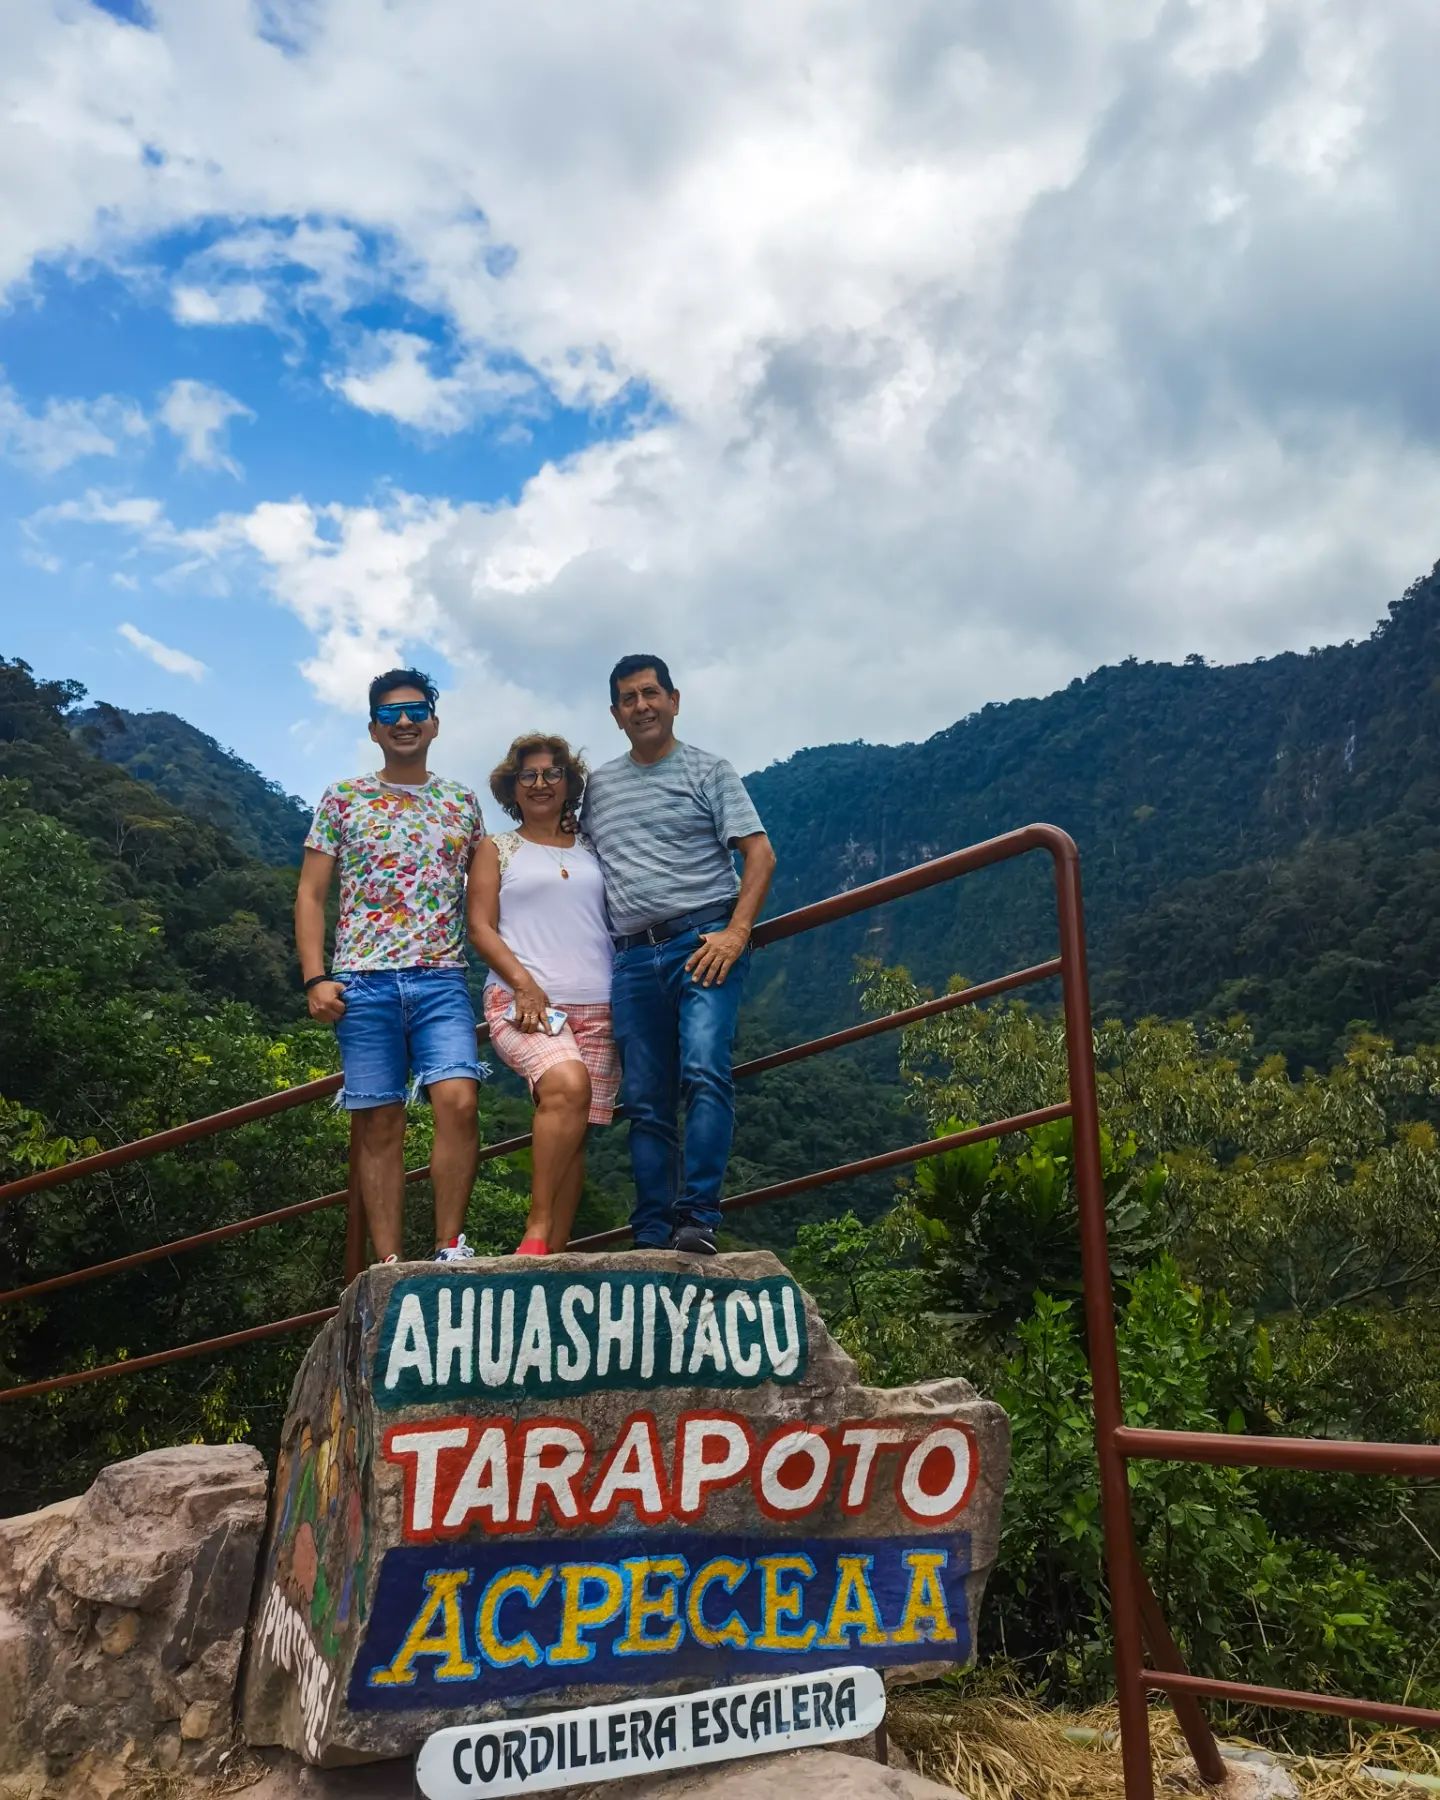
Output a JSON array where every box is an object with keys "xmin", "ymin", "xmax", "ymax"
[
  {"xmin": 547, "ymin": 1139, "xmax": 589, "ymax": 1250},
  {"xmin": 526, "ymin": 1062, "xmax": 591, "ymax": 1244}
]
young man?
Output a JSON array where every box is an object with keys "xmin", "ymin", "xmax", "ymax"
[
  {"xmin": 295, "ymin": 669, "xmax": 488, "ymax": 1265},
  {"xmin": 583, "ymin": 654, "xmax": 777, "ymax": 1255}
]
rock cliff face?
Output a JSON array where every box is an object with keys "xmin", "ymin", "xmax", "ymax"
[
  {"xmin": 0, "ymin": 1442, "xmax": 268, "ymax": 1798},
  {"xmin": 241, "ymin": 1250, "xmax": 1010, "ymax": 1768}
]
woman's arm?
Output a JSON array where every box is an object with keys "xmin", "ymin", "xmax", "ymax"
[{"xmin": 466, "ymin": 838, "xmax": 551, "ymax": 1027}]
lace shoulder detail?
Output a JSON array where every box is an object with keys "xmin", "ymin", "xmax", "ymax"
[{"xmin": 492, "ymin": 829, "xmax": 524, "ymax": 876}]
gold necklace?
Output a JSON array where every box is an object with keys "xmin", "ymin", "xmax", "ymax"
[{"xmin": 525, "ymin": 833, "xmax": 572, "ymax": 879}]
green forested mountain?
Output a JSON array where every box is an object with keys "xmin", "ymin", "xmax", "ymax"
[
  {"xmin": 746, "ymin": 566, "xmax": 1440, "ymax": 1066},
  {"xmin": 72, "ymin": 702, "xmax": 312, "ymax": 866},
  {"xmin": 1, "ymin": 664, "xmax": 304, "ymax": 1025}
]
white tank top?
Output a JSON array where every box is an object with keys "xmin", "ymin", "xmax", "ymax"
[{"xmin": 483, "ymin": 832, "xmax": 615, "ymax": 1005}]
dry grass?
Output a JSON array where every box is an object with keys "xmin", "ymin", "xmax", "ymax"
[
  {"xmin": 204, "ymin": 1746, "xmax": 273, "ymax": 1796},
  {"xmin": 891, "ymin": 1693, "xmax": 1195, "ymax": 1800},
  {"xmin": 1288, "ymin": 1733, "xmax": 1440, "ymax": 1800},
  {"xmin": 888, "ymin": 1693, "xmax": 1440, "ymax": 1800}
]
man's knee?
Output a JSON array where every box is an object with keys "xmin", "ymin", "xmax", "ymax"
[
  {"xmin": 679, "ymin": 1056, "xmax": 735, "ymax": 1100},
  {"xmin": 678, "ymin": 1016, "xmax": 737, "ymax": 1090},
  {"xmin": 429, "ymin": 1080, "xmax": 478, "ymax": 1131},
  {"xmin": 352, "ymin": 1102, "xmax": 406, "ymax": 1147},
  {"xmin": 620, "ymin": 1063, "xmax": 678, "ymax": 1123}
]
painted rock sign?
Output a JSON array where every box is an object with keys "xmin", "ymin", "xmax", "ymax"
[{"xmin": 241, "ymin": 1250, "xmax": 1010, "ymax": 1766}]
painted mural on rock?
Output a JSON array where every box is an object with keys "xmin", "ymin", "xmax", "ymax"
[
  {"xmin": 242, "ymin": 1302, "xmax": 377, "ymax": 1762},
  {"xmin": 240, "ymin": 1250, "xmax": 1011, "ymax": 1767}
]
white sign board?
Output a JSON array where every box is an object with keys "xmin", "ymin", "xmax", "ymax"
[{"xmin": 415, "ymin": 1664, "xmax": 886, "ymax": 1798}]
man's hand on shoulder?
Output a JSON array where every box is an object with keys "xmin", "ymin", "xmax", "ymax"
[{"xmin": 686, "ymin": 923, "xmax": 750, "ymax": 987}]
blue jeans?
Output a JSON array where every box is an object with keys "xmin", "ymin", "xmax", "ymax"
[
  {"xmin": 610, "ymin": 926, "xmax": 751, "ymax": 1244},
  {"xmin": 333, "ymin": 967, "xmax": 487, "ymax": 1110}
]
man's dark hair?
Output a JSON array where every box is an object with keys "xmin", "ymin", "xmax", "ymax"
[
  {"xmin": 608, "ymin": 654, "xmax": 676, "ymax": 707},
  {"xmin": 369, "ymin": 667, "xmax": 439, "ymax": 717}
]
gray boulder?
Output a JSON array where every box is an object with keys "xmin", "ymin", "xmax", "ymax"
[{"xmin": 0, "ymin": 1442, "xmax": 268, "ymax": 1797}]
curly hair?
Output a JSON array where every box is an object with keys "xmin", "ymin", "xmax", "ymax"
[{"xmin": 489, "ymin": 733, "xmax": 589, "ymax": 827}]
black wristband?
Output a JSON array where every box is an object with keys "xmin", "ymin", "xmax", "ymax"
[{"xmin": 302, "ymin": 973, "xmax": 336, "ymax": 992}]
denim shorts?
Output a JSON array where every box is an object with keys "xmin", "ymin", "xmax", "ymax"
[{"xmin": 332, "ymin": 966, "xmax": 488, "ymax": 1111}]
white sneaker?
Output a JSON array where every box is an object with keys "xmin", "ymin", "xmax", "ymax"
[{"xmin": 433, "ymin": 1234, "xmax": 477, "ymax": 1263}]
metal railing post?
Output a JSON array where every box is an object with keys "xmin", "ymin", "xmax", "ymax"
[
  {"xmin": 1137, "ymin": 1575, "xmax": 1228, "ymax": 1785},
  {"xmin": 343, "ymin": 1117, "xmax": 366, "ymax": 1284},
  {"xmin": 1047, "ymin": 831, "xmax": 1178, "ymax": 1800}
]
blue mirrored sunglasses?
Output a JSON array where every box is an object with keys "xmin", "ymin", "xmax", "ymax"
[{"xmin": 373, "ymin": 700, "xmax": 434, "ymax": 725}]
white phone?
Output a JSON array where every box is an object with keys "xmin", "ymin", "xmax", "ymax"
[{"xmin": 502, "ymin": 1002, "xmax": 568, "ymax": 1035}]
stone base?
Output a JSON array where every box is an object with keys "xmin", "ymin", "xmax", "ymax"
[
  {"xmin": 0, "ymin": 1444, "xmax": 268, "ymax": 1797},
  {"xmin": 1172, "ymin": 1755, "xmax": 1301, "ymax": 1800}
]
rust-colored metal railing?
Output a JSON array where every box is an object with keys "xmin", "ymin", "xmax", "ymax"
[{"xmin": 2, "ymin": 822, "xmax": 1436, "ymax": 1794}]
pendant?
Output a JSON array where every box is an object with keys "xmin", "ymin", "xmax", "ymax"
[{"xmin": 561, "ymin": 867, "xmax": 570, "ymax": 879}]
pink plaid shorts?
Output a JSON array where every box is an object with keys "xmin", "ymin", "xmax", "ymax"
[{"xmin": 483, "ymin": 988, "xmax": 620, "ymax": 1125}]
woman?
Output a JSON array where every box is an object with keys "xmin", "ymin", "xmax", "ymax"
[{"xmin": 467, "ymin": 733, "xmax": 617, "ymax": 1255}]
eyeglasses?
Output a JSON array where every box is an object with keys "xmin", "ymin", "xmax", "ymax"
[
  {"xmin": 517, "ymin": 767, "xmax": 566, "ymax": 787},
  {"xmin": 373, "ymin": 701, "xmax": 434, "ymax": 725}
]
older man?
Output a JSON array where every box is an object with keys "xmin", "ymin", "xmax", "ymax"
[{"xmin": 583, "ymin": 654, "xmax": 776, "ymax": 1255}]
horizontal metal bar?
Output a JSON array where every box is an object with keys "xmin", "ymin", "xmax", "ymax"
[
  {"xmin": 0, "ymin": 1019, "xmax": 506, "ymax": 1206},
  {"xmin": 752, "ymin": 823, "xmax": 1066, "ymax": 949},
  {"xmin": 0, "ymin": 1127, "xmax": 541, "ymax": 1307},
  {"xmin": 566, "ymin": 1102, "xmax": 1074, "ymax": 1250},
  {"xmin": 0, "ymin": 1189, "xmax": 344, "ymax": 1306},
  {"xmin": 2, "ymin": 1099, "xmax": 1075, "ymax": 1392},
  {"xmin": 0, "ymin": 1307, "xmax": 338, "ymax": 1403},
  {"xmin": 1143, "ymin": 1670, "xmax": 1440, "ymax": 1733},
  {"xmin": 0, "ymin": 828, "xmax": 1085, "ymax": 1400},
  {"xmin": 733, "ymin": 958, "xmax": 1063, "ymax": 1079},
  {"xmin": 1116, "ymin": 1426, "xmax": 1440, "ymax": 1479},
  {"xmin": 0, "ymin": 1073, "xmax": 343, "ymax": 1204}
]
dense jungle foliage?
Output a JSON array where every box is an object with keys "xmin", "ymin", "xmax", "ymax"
[
  {"xmin": 793, "ymin": 970, "xmax": 1440, "ymax": 1739},
  {"xmin": 3, "ymin": 567, "xmax": 1439, "ymax": 1743}
]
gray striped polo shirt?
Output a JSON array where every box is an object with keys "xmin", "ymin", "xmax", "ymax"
[{"xmin": 582, "ymin": 740, "xmax": 765, "ymax": 936}]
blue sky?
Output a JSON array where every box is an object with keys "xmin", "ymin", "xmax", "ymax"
[
  {"xmin": 5, "ymin": 0, "xmax": 1440, "ymax": 805},
  {"xmin": 2, "ymin": 226, "xmax": 650, "ymax": 800}
]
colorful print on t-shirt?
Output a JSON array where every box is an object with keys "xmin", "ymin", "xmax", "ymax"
[{"xmin": 305, "ymin": 774, "xmax": 486, "ymax": 971}]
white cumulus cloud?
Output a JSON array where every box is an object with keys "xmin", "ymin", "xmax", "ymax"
[
  {"xmin": 28, "ymin": 490, "xmax": 167, "ymax": 533},
  {"xmin": 330, "ymin": 330, "xmax": 535, "ymax": 435},
  {"xmin": 171, "ymin": 281, "xmax": 269, "ymax": 326},
  {"xmin": 158, "ymin": 378, "xmax": 254, "ymax": 474},
  {"xmin": 117, "ymin": 621, "xmax": 208, "ymax": 681},
  {"xmin": 0, "ymin": 372, "xmax": 147, "ymax": 475}
]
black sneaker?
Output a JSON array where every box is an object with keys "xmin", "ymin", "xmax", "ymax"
[{"xmin": 669, "ymin": 1223, "xmax": 718, "ymax": 1256}]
